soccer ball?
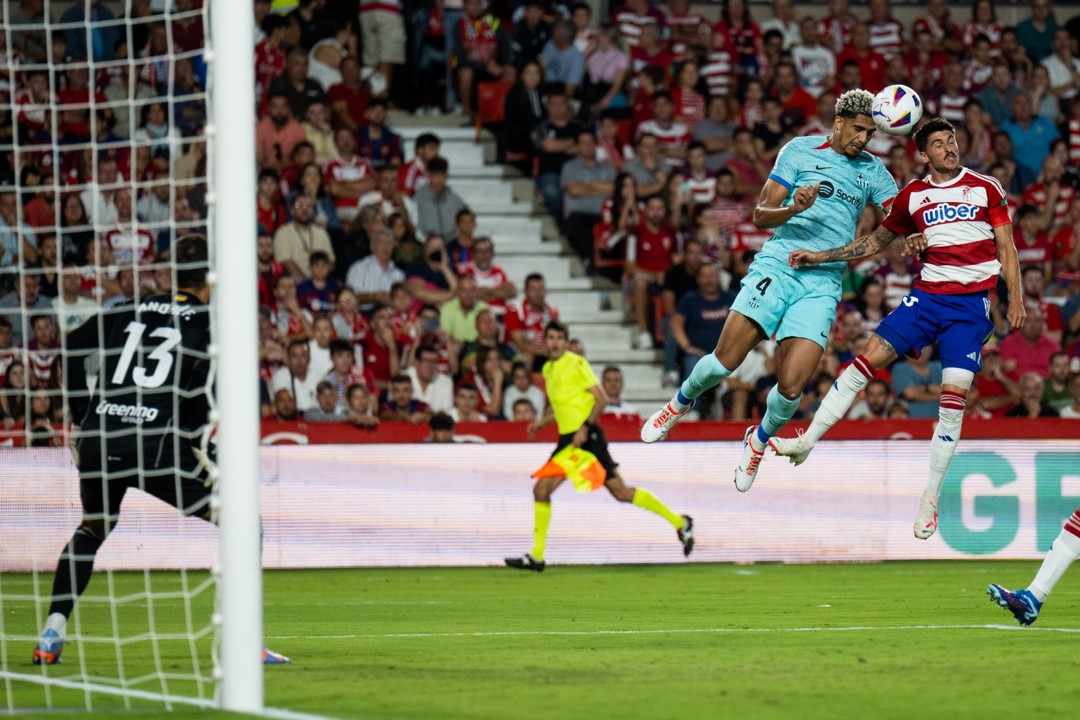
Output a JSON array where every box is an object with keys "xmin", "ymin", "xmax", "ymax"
[{"xmin": 871, "ymin": 85, "xmax": 923, "ymax": 136}]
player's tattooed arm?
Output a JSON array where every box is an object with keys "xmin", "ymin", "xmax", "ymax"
[{"xmin": 788, "ymin": 226, "xmax": 899, "ymax": 268}]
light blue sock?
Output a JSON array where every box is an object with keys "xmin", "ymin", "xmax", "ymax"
[
  {"xmin": 757, "ymin": 385, "xmax": 801, "ymax": 443},
  {"xmin": 675, "ymin": 354, "xmax": 732, "ymax": 410}
]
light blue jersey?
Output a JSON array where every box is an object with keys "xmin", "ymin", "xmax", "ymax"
[{"xmin": 755, "ymin": 135, "xmax": 897, "ymax": 279}]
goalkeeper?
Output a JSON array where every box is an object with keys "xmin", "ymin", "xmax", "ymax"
[
  {"xmin": 504, "ymin": 321, "xmax": 694, "ymax": 572},
  {"xmin": 33, "ymin": 235, "xmax": 290, "ymax": 666}
]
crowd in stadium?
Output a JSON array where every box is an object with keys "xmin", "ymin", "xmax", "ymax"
[{"xmin": 0, "ymin": 0, "xmax": 1078, "ymax": 437}]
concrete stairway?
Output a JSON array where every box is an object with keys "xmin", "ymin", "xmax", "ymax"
[{"xmin": 394, "ymin": 121, "xmax": 671, "ymax": 410}]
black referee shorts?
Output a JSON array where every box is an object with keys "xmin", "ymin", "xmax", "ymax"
[{"xmin": 552, "ymin": 423, "xmax": 619, "ymax": 480}]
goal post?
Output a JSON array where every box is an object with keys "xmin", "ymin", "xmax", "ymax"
[
  {"xmin": 0, "ymin": 0, "xmax": 266, "ymax": 714},
  {"xmin": 207, "ymin": 0, "xmax": 264, "ymax": 713}
]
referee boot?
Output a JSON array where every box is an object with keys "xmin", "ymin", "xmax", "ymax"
[{"xmin": 504, "ymin": 554, "xmax": 546, "ymax": 572}]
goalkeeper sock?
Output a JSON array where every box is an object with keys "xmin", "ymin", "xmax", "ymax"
[
  {"xmin": 1029, "ymin": 513, "xmax": 1080, "ymax": 603},
  {"xmin": 674, "ymin": 354, "xmax": 732, "ymax": 411},
  {"xmin": 530, "ymin": 502, "xmax": 551, "ymax": 562},
  {"xmin": 632, "ymin": 488, "xmax": 685, "ymax": 529},
  {"xmin": 805, "ymin": 356, "xmax": 874, "ymax": 445},
  {"xmin": 48, "ymin": 527, "xmax": 103, "ymax": 619}
]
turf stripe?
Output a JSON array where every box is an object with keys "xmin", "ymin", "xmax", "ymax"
[{"xmin": 265, "ymin": 624, "xmax": 1080, "ymax": 640}]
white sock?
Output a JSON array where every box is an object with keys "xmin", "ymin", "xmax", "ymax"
[
  {"xmin": 805, "ymin": 357, "xmax": 873, "ymax": 445},
  {"xmin": 1029, "ymin": 517, "xmax": 1080, "ymax": 603},
  {"xmin": 924, "ymin": 392, "xmax": 965, "ymax": 497},
  {"xmin": 44, "ymin": 612, "xmax": 67, "ymax": 639}
]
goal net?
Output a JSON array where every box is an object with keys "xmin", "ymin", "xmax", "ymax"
[{"xmin": 0, "ymin": 1, "xmax": 263, "ymax": 714}]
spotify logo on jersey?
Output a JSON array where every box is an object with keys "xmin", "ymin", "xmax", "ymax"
[{"xmin": 817, "ymin": 180, "xmax": 835, "ymax": 199}]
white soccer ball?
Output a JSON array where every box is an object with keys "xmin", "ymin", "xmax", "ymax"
[{"xmin": 871, "ymin": 84, "xmax": 923, "ymax": 136}]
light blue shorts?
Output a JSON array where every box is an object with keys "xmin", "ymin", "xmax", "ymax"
[{"xmin": 729, "ymin": 257, "xmax": 843, "ymax": 349}]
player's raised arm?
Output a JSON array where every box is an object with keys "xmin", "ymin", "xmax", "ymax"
[
  {"xmin": 753, "ymin": 178, "xmax": 819, "ymax": 229},
  {"xmin": 993, "ymin": 222, "xmax": 1026, "ymax": 331},
  {"xmin": 788, "ymin": 225, "xmax": 902, "ymax": 268}
]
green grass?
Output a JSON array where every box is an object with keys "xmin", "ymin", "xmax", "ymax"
[{"xmin": 4, "ymin": 562, "xmax": 1080, "ymax": 719}]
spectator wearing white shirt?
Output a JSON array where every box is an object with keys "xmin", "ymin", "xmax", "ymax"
[
  {"xmin": 448, "ymin": 382, "xmax": 488, "ymax": 423},
  {"xmin": 791, "ymin": 15, "xmax": 836, "ymax": 99},
  {"xmin": 271, "ymin": 339, "xmax": 321, "ymax": 413},
  {"xmin": 759, "ymin": 0, "xmax": 800, "ymax": 50},
  {"xmin": 502, "ymin": 361, "xmax": 546, "ymax": 418},
  {"xmin": 1058, "ymin": 375, "xmax": 1080, "ymax": 419},
  {"xmin": 405, "ymin": 344, "xmax": 455, "ymax": 413},
  {"xmin": 307, "ymin": 315, "xmax": 335, "ymax": 381},
  {"xmin": 600, "ymin": 366, "xmax": 640, "ymax": 420},
  {"xmin": 346, "ymin": 226, "xmax": 405, "ymax": 308},
  {"xmin": 79, "ymin": 157, "xmax": 119, "ymax": 227},
  {"xmin": 52, "ymin": 263, "xmax": 99, "ymax": 335},
  {"xmin": 1041, "ymin": 28, "xmax": 1080, "ymax": 101}
]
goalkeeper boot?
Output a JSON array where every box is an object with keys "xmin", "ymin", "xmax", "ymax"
[
  {"xmin": 641, "ymin": 399, "xmax": 695, "ymax": 443},
  {"xmin": 734, "ymin": 426, "xmax": 766, "ymax": 493},
  {"xmin": 987, "ymin": 584, "xmax": 1042, "ymax": 627},
  {"xmin": 768, "ymin": 430, "xmax": 813, "ymax": 466},
  {"xmin": 504, "ymin": 554, "xmax": 545, "ymax": 572},
  {"xmin": 677, "ymin": 515, "xmax": 695, "ymax": 557},
  {"xmin": 32, "ymin": 629, "xmax": 64, "ymax": 665},
  {"xmin": 913, "ymin": 493, "xmax": 940, "ymax": 540},
  {"xmin": 262, "ymin": 646, "xmax": 292, "ymax": 665}
]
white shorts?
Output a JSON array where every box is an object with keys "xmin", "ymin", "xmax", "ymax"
[{"xmin": 361, "ymin": 11, "xmax": 406, "ymax": 66}]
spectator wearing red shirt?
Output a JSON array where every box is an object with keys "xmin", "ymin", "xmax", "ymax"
[
  {"xmin": 701, "ymin": 31, "xmax": 738, "ymax": 101},
  {"xmin": 670, "ymin": 60, "xmax": 705, "ymax": 127},
  {"xmin": 398, "ymin": 133, "xmax": 441, "ymax": 197},
  {"xmin": 455, "ymin": 0, "xmax": 515, "ymax": 125},
  {"xmin": 971, "ymin": 344, "xmax": 1018, "ymax": 417},
  {"xmin": 255, "ymin": 15, "xmax": 292, "ymax": 114},
  {"xmin": 817, "ymin": 0, "xmax": 857, "ymax": 53},
  {"xmin": 1022, "ymin": 155, "xmax": 1073, "ymax": 232},
  {"xmin": 257, "ymin": 228, "xmax": 284, "ymax": 308},
  {"xmin": 257, "ymin": 168, "xmax": 288, "ymax": 235},
  {"xmin": 904, "ymin": 28, "xmax": 949, "ymax": 98},
  {"xmin": 1050, "ymin": 196, "xmax": 1080, "ymax": 288},
  {"xmin": 457, "ymin": 237, "xmax": 515, "ymax": 319},
  {"xmin": 666, "ymin": 0, "xmax": 707, "ymax": 61},
  {"xmin": 962, "ymin": 0, "xmax": 1003, "ymax": 57},
  {"xmin": 630, "ymin": 24, "xmax": 673, "ymax": 84},
  {"xmin": 722, "ymin": 129, "xmax": 769, "ymax": 198},
  {"xmin": 911, "ymin": 0, "xmax": 962, "ymax": 55},
  {"xmin": 363, "ymin": 303, "xmax": 406, "ymax": 391},
  {"xmin": 256, "ymin": 92, "xmax": 307, "ymax": 172},
  {"xmin": 324, "ymin": 127, "xmax": 377, "ymax": 227},
  {"xmin": 1013, "ymin": 204, "xmax": 1054, "ymax": 282},
  {"xmin": 835, "ymin": 24, "xmax": 886, "ymax": 94},
  {"xmin": 710, "ymin": 168, "xmax": 753, "ymax": 241},
  {"xmin": 865, "ymin": 0, "xmax": 905, "ymax": 60},
  {"xmin": 102, "ymin": 188, "xmax": 155, "ymax": 271},
  {"xmin": 506, "ymin": 273, "xmax": 559, "ymax": 371},
  {"xmin": 713, "ymin": 0, "xmax": 762, "ymax": 76},
  {"xmin": 1021, "ymin": 266, "xmax": 1064, "ymax": 344},
  {"xmin": 999, "ymin": 304, "xmax": 1062, "ymax": 380},
  {"xmin": 627, "ymin": 195, "xmax": 676, "ymax": 350},
  {"xmin": 270, "ymin": 274, "xmax": 314, "ymax": 343},
  {"xmin": 56, "ymin": 63, "xmax": 110, "ymax": 140},
  {"xmin": 772, "ymin": 61, "xmax": 817, "ymax": 128},
  {"xmin": 327, "ymin": 57, "xmax": 372, "ymax": 132}
]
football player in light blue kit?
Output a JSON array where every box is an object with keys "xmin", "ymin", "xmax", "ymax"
[{"xmin": 642, "ymin": 89, "xmax": 897, "ymax": 490}]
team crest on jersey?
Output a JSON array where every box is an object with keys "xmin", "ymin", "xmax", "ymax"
[
  {"xmin": 855, "ymin": 173, "xmax": 869, "ymax": 190},
  {"xmin": 922, "ymin": 203, "xmax": 979, "ymax": 226}
]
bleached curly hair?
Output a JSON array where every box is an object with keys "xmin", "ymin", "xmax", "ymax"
[{"xmin": 835, "ymin": 89, "xmax": 875, "ymax": 119}]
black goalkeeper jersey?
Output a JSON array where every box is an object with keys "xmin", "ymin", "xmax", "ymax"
[{"xmin": 65, "ymin": 292, "xmax": 212, "ymax": 465}]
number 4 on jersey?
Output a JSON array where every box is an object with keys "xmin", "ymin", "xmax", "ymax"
[
  {"xmin": 112, "ymin": 321, "xmax": 183, "ymax": 389},
  {"xmin": 756, "ymin": 277, "xmax": 772, "ymax": 296}
]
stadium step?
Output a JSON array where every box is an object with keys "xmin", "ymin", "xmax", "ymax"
[{"xmin": 395, "ymin": 119, "xmax": 671, "ymax": 410}]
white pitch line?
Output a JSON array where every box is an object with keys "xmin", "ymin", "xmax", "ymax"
[{"xmin": 266, "ymin": 623, "xmax": 1080, "ymax": 640}]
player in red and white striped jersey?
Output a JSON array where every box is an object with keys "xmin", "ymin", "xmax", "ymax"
[{"xmin": 774, "ymin": 118, "xmax": 1026, "ymax": 541}]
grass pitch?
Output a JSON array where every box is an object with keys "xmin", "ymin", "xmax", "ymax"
[{"xmin": 5, "ymin": 562, "xmax": 1080, "ymax": 719}]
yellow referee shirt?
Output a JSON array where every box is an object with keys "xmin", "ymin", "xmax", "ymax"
[{"xmin": 542, "ymin": 351, "xmax": 600, "ymax": 435}]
